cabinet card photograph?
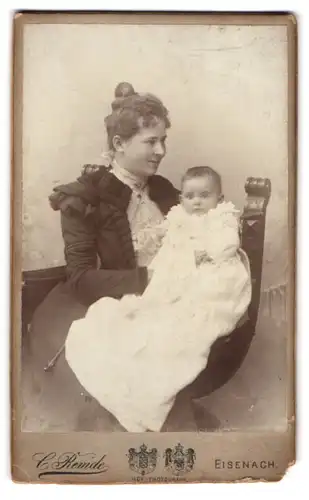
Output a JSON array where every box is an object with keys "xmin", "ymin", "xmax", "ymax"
[{"xmin": 11, "ymin": 11, "xmax": 296, "ymax": 483}]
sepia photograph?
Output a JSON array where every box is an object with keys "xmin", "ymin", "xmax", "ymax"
[{"xmin": 12, "ymin": 12, "xmax": 295, "ymax": 483}]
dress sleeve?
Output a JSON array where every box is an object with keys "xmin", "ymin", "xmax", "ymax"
[
  {"xmin": 203, "ymin": 211, "xmax": 240, "ymax": 262},
  {"xmin": 61, "ymin": 207, "xmax": 148, "ymax": 306}
]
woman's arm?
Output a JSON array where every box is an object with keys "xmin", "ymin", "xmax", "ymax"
[{"xmin": 61, "ymin": 209, "xmax": 148, "ymax": 306}]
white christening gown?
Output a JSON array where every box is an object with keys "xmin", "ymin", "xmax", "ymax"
[{"xmin": 65, "ymin": 201, "xmax": 252, "ymax": 432}]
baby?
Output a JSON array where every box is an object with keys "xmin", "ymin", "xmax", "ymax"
[
  {"xmin": 65, "ymin": 167, "xmax": 252, "ymax": 432},
  {"xmin": 181, "ymin": 166, "xmax": 224, "ymax": 266}
]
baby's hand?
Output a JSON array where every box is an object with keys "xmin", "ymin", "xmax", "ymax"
[{"xmin": 195, "ymin": 250, "xmax": 213, "ymax": 266}]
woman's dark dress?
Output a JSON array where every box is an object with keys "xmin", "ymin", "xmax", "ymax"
[{"xmin": 25, "ymin": 166, "xmax": 182, "ymax": 431}]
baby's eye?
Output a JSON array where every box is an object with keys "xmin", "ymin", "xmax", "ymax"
[
  {"xmin": 184, "ymin": 193, "xmax": 194, "ymax": 199},
  {"xmin": 200, "ymin": 191, "xmax": 210, "ymax": 198}
]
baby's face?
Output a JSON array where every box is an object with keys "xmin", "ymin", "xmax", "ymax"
[{"xmin": 180, "ymin": 176, "xmax": 221, "ymax": 215}]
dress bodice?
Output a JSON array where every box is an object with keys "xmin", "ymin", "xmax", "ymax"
[{"xmin": 111, "ymin": 161, "xmax": 165, "ymax": 266}]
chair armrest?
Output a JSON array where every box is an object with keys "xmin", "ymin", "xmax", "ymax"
[
  {"xmin": 241, "ymin": 177, "xmax": 271, "ymax": 325},
  {"xmin": 22, "ymin": 266, "xmax": 67, "ymax": 334}
]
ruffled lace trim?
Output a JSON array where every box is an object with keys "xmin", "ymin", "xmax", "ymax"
[{"xmin": 165, "ymin": 201, "xmax": 239, "ymax": 226}]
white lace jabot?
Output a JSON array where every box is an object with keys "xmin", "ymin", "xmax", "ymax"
[{"xmin": 111, "ymin": 161, "xmax": 165, "ymax": 266}]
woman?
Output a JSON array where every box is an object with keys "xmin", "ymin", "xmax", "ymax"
[
  {"xmin": 25, "ymin": 83, "xmax": 247, "ymax": 432},
  {"xmin": 26, "ymin": 82, "xmax": 199, "ymax": 432}
]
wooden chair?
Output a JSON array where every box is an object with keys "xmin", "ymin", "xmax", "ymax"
[{"xmin": 22, "ymin": 177, "xmax": 271, "ymax": 397}]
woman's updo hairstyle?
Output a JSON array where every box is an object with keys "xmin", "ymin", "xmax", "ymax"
[{"xmin": 105, "ymin": 82, "xmax": 171, "ymax": 150}]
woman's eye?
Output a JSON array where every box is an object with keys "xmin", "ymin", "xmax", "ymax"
[{"xmin": 147, "ymin": 138, "xmax": 166, "ymax": 147}]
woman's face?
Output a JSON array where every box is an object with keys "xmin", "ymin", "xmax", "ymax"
[{"xmin": 115, "ymin": 118, "xmax": 167, "ymax": 178}]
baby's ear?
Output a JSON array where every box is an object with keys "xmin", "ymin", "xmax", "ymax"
[{"xmin": 219, "ymin": 193, "xmax": 224, "ymax": 203}]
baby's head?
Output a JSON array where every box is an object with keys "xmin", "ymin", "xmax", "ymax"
[{"xmin": 180, "ymin": 166, "xmax": 223, "ymax": 215}]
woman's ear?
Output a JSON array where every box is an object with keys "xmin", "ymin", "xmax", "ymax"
[{"xmin": 112, "ymin": 135, "xmax": 124, "ymax": 153}]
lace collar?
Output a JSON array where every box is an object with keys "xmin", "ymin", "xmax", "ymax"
[{"xmin": 111, "ymin": 159, "xmax": 147, "ymax": 192}]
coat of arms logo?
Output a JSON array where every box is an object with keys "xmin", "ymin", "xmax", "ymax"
[
  {"xmin": 164, "ymin": 443, "xmax": 196, "ymax": 476},
  {"xmin": 127, "ymin": 444, "xmax": 158, "ymax": 476}
]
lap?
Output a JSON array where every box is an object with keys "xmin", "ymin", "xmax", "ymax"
[
  {"xmin": 23, "ymin": 283, "xmax": 220, "ymax": 432},
  {"xmin": 23, "ymin": 283, "xmax": 124, "ymax": 431}
]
